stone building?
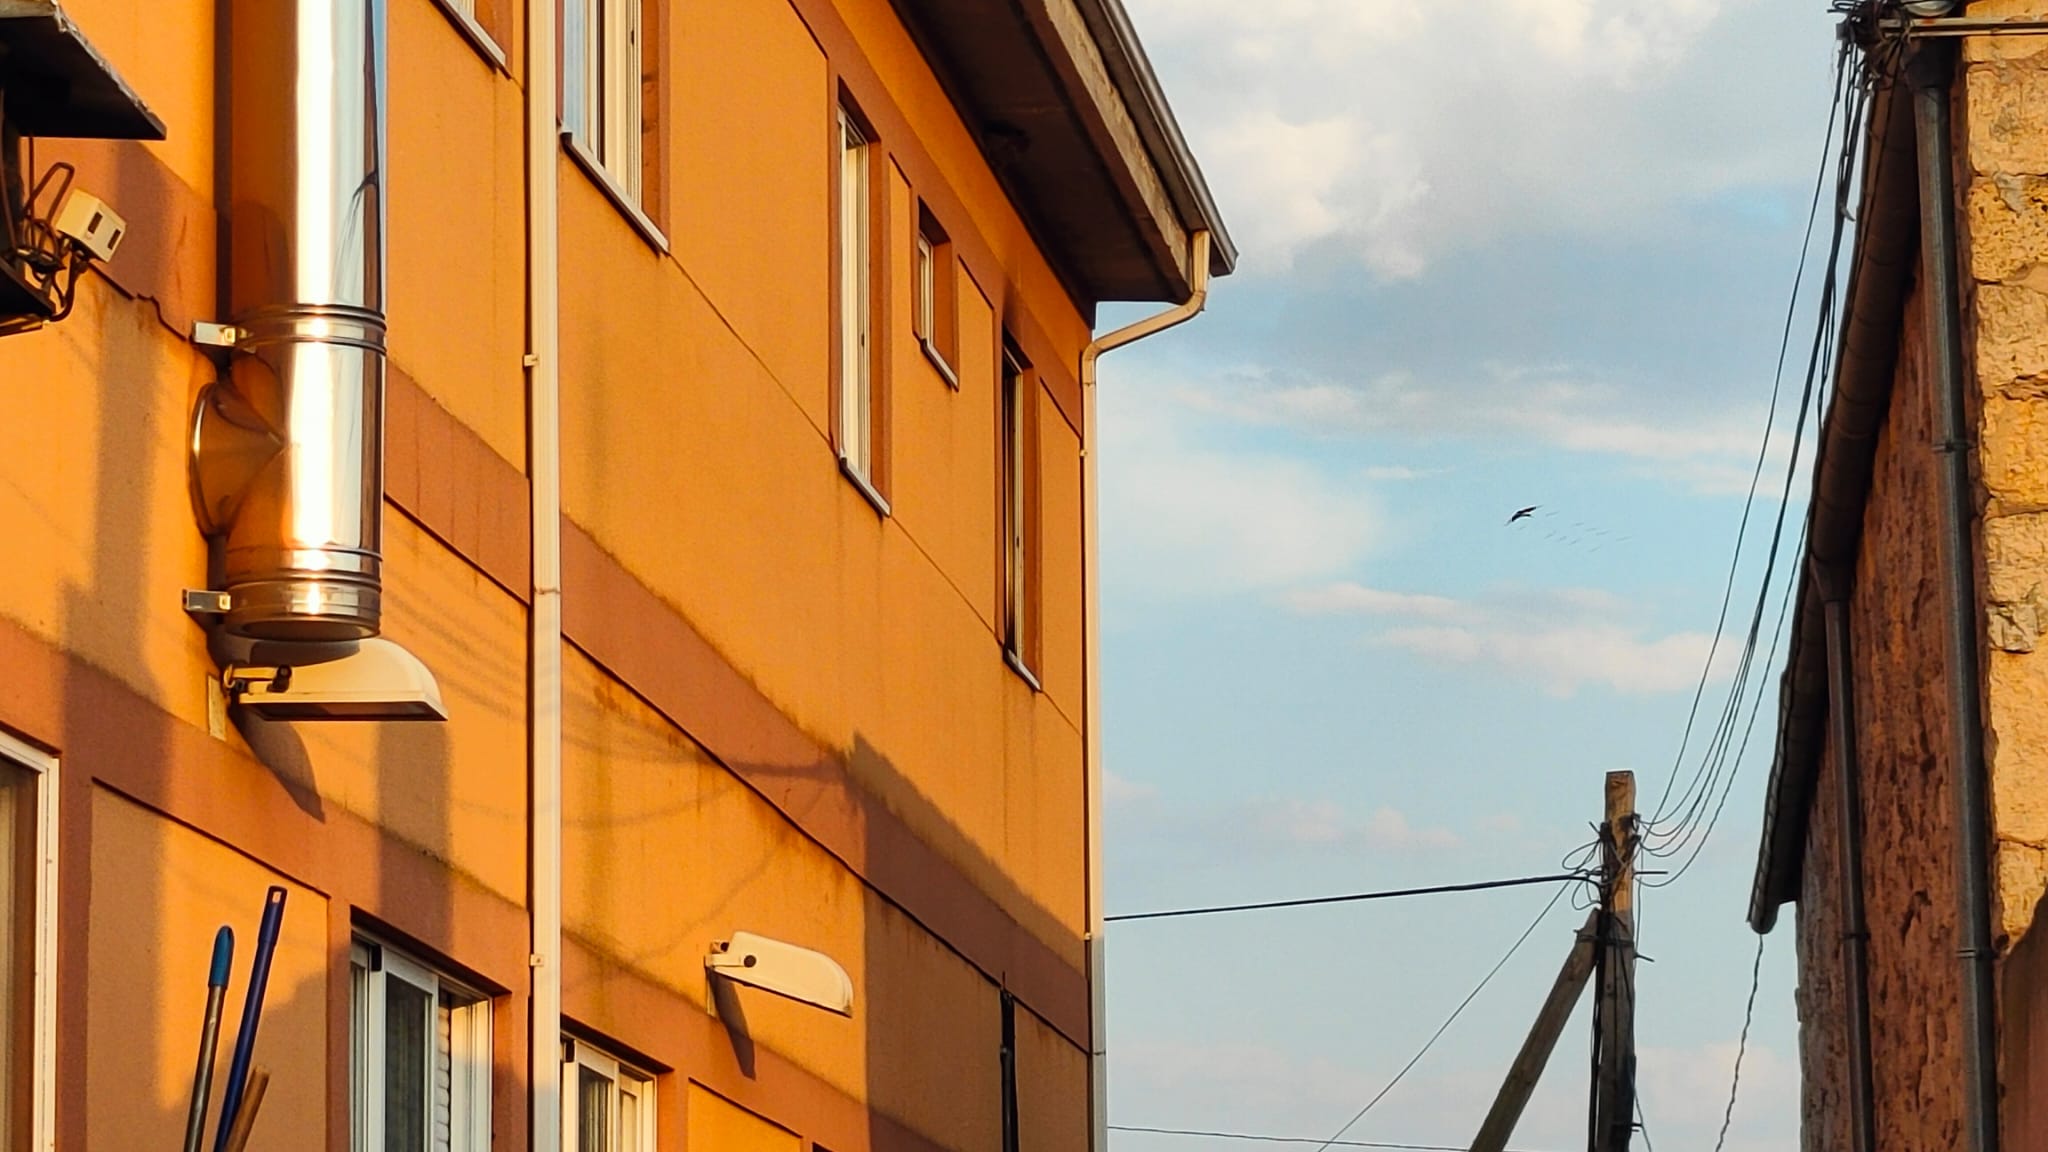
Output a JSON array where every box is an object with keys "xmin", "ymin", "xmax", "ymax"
[{"xmin": 1749, "ymin": 4, "xmax": 2048, "ymax": 1151}]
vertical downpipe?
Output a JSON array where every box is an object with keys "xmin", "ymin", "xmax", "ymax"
[
  {"xmin": 1078, "ymin": 231, "xmax": 1210, "ymax": 1152},
  {"xmin": 525, "ymin": 0, "xmax": 564, "ymax": 1144},
  {"xmin": 1817, "ymin": 569, "xmax": 1875, "ymax": 1152},
  {"xmin": 1910, "ymin": 38, "xmax": 2001, "ymax": 1152}
]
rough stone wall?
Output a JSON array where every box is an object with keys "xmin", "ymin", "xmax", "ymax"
[
  {"xmin": 1797, "ymin": 731, "xmax": 1852, "ymax": 1152},
  {"xmin": 1961, "ymin": 8, "xmax": 2048, "ymax": 1147},
  {"xmin": 1844, "ymin": 273, "xmax": 1968, "ymax": 1151}
]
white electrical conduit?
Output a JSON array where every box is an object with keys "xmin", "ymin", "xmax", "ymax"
[
  {"xmin": 524, "ymin": 0, "xmax": 564, "ymax": 1143},
  {"xmin": 1078, "ymin": 229, "xmax": 1211, "ymax": 1152}
]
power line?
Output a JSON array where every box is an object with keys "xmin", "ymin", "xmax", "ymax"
[
  {"xmin": 1310, "ymin": 883, "xmax": 1572, "ymax": 1152},
  {"xmin": 1105, "ymin": 872, "xmax": 1589, "ymax": 924},
  {"xmin": 1108, "ymin": 1126, "xmax": 1567, "ymax": 1152},
  {"xmin": 1712, "ymin": 935, "xmax": 1768, "ymax": 1152}
]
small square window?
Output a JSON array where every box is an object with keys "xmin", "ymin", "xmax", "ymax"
[
  {"xmin": 914, "ymin": 205, "xmax": 958, "ymax": 387},
  {"xmin": 562, "ymin": 1036, "xmax": 655, "ymax": 1152}
]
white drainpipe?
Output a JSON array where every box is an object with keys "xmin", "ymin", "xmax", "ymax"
[
  {"xmin": 524, "ymin": 0, "xmax": 564, "ymax": 1144},
  {"xmin": 1077, "ymin": 229, "xmax": 1211, "ymax": 1152}
]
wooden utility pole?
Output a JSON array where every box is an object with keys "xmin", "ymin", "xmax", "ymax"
[
  {"xmin": 1468, "ymin": 910, "xmax": 1598, "ymax": 1152},
  {"xmin": 1594, "ymin": 771, "xmax": 1638, "ymax": 1152}
]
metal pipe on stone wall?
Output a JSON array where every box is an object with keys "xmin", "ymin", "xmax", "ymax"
[
  {"xmin": 1909, "ymin": 38, "xmax": 2002, "ymax": 1152},
  {"xmin": 1816, "ymin": 567, "xmax": 1875, "ymax": 1152},
  {"xmin": 192, "ymin": 0, "xmax": 387, "ymax": 641}
]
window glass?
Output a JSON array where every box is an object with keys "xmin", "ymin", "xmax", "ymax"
[
  {"xmin": 352, "ymin": 941, "xmax": 491, "ymax": 1152},
  {"xmin": 563, "ymin": 1038, "xmax": 656, "ymax": 1152},
  {"xmin": 838, "ymin": 109, "xmax": 874, "ymax": 483}
]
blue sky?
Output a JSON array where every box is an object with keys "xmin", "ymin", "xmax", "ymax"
[{"xmin": 1095, "ymin": 2, "xmax": 1842, "ymax": 1149}]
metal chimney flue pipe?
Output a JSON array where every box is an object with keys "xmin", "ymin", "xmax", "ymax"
[{"xmin": 191, "ymin": 0, "xmax": 387, "ymax": 641}]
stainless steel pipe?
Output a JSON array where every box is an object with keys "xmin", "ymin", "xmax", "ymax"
[{"xmin": 193, "ymin": 0, "xmax": 387, "ymax": 641}]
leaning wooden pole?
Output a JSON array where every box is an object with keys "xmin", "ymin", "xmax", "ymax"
[{"xmin": 1469, "ymin": 910, "xmax": 1599, "ymax": 1152}]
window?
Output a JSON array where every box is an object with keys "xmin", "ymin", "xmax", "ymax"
[
  {"xmin": 999, "ymin": 992, "xmax": 1019, "ymax": 1152},
  {"xmin": 1001, "ymin": 343, "xmax": 1036, "ymax": 685},
  {"xmin": 913, "ymin": 205, "xmax": 957, "ymax": 386},
  {"xmin": 350, "ymin": 940, "xmax": 492, "ymax": 1152},
  {"xmin": 837, "ymin": 106, "xmax": 880, "ymax": 496},
  {"xmin": 564, "ymin": 0, "xmax": 647, "ymax": 205},
  {"xmin": 562, "ymin": 1036, "xmax": 655, "ymax": 1152},
  {"xmin": 0, "ymin": 732, "xmax": 53, "ymax": 1152}
]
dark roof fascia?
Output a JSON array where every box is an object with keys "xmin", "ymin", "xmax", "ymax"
[
  {"xmin": 1748, "ymin": 74, "xmax": 1920, "ymax": 934},
  {"xmin": 1066, "ymin": 0, "xmax": 1237, "ymax": 279}
]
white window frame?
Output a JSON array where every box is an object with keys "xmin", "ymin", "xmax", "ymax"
[
  {"xmin": 563, "ymin": 0, "xmax": 644, "ymax": 203},
  {"xmin": 1001, "ymin": 347, "xmax": 1032, "ymax": 683},
  {"xmin": 838, "ymin": 107, "xmax": 876, "ymax": 491},
  {"xmin": 0, "ymin": 730, "xmax": 56, "ymax": 1152},
  {"xmin": 561, "ymin": 1036, "xmax": 656, "ymax": 1152},
  {"xmin": 913, "ymin": 233, "xmax": 934, "ymax": 346},
  {"xmin": 351, "ymin": 939, "xmax": 492, "ymax": 1152}
]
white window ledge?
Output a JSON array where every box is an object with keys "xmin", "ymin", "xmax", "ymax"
[
  {"xmin": 562, "ymin": 132, "xmax": 669, "ymax": 254},
  {"xmin": 839, "ymin": 456, "xmax": 892, "ymax": 517},
  {"xmin": 921, "ymin": 338, "xmax": 959, "ymax": 389},
  {"xmin": 430, "ymin": 0, "xmax": 509, "ymax": 73}
]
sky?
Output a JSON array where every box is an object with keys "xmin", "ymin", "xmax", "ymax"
[{"xmin": 1094, "ymin": 3, "xmax": 1845, "ymax": 1150}]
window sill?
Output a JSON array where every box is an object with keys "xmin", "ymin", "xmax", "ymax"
[
  {"xmin": 561, "ymin": 133, "xmax": 669, "ymax": 254},
  {"xmin": 429, "ymin": 0, "xmax": 509, "ymax": 73},
  {"xmin": 1004, "ymin": 646, "xmax": 1041, "ymax": 692},
  {"xmin": 839, "ymin": 456, "xmax": 892, "ymax": 517},
  {"xmin": 921, "ymin": 338, "xmax": 959, "ymax": 389}
]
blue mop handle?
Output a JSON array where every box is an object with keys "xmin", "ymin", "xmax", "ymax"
[
  {"xmin": 214, "ymin": 887, "xmax": 285, "ymax": 1152},
  {"xmin": 180, "ymin": 927, "xmax": 234, "ymax": 1152}
]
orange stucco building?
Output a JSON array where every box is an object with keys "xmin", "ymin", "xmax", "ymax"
[{"xmin": 0, "ymin": 0, "xmax": 1232, "ymax": 1148}]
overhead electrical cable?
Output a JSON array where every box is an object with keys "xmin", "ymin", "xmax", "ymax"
[
  {"xmin": 1712, "ymin": 935, "xmax": 1769, "ymax": 1152},
  {"xmin": 1307, "ymin": 883, "xmax": 1572, "ymax": 1152},
  {"xmin": 1104, "ymin": 872, "xmax": 1589, "ymax": 924},
  {"xmin": 1105, "ymin": 1127, "xmax": 1567, "ymax": 1152}
]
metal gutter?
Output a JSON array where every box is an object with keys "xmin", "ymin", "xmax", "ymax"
[
  {"xmin": 1748, "ymin": 67, "xmax": 1919, "ymax": 934},
  {"xmin": 1067, "ymin": 0, "xmax": 1237, "ymax": 277},
  {"xmin": 1911, "ymin": 40, "xmax": 2001, "ymax": 1152}
]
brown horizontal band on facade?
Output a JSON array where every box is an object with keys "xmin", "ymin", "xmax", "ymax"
[
  {"xmin": 386, "ymin": 364, "xmax": 1091, "ymax": 1046},
  {"xmin": 0, "ymin": 611, "xmax": 1005, "ymax": 1152},
  {"xmin": 561, "ymin": 933, "xmax": 961, "ymax": 1152},
  {"xmin": 34, "ymin": 127, "xmax": 1090, "ymax": 1051}
]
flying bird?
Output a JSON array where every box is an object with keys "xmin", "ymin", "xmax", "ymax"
[{"xmin": 1507, "ymin": 505, "xmax": 1539, "ymax": 524}]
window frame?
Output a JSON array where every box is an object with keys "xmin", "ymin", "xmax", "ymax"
[
  {"xmin": 562, "ymin": 0, "xmax": 667, "ymax": 250},
  {"xmin": 1000, "ymin": 343, "xmax": 1039, "ymax": 689},
  {"xmin": 428, "ymin": 0, "xmax": 509, "ymax": 72},
  {"xmin": 836, "ymin": 103, "xmax": 888, "ymax": 513},
  {"xmin": 913, "ymin": 204, "xmax": 958, "ymax": 388},
  {"xmin": 561, "ymin": 1035, "xmax": 657, "ymax": 1152},
  {"xmin": 350, "ymin": 937, "xmax": 492, "ymax": 1152},
  {"xmin": 0, "ymin": 730, "xmax": 54, "ymax": 1152}
]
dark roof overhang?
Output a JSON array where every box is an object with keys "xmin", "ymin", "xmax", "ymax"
[
  {"xmin": 0, "ymin": 2, "xmax": 163, "ymax": 140},
  {"xmin": 888, "ymin": 0, "xmax": 1235, "ymax": 308},
  {"xmin": 1747, "ymin": 74, "xmax": 1919, "ymax": 934}
]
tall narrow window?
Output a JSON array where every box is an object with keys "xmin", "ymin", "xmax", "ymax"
[
  {"xmin": 0, "ymin": 733, "xmax": 53, "ymax": 1152},
  {"xmin": 838, "ymin": 107, "xmax": 877, "ymax": 490},
  {"xmin": 1001, "ymin": 344, "xmax": 1034, "ymax": 683},
  {"xmin": 913, "ymin": 205, "xmax": 957, "ymax": 386},
  {"xmin": 563, "ymin": 1036, "xmax": 656, "ymax": 1152},
  {"xmin": 999, "ymin": 992, "xmax": 1020, "ymax": 1152},
  {"xmin": 351, "ymin": 940, "xmax": 492, "ymax": 1152},
  {"xmin": 564, "ymin": 0, "xmax": 646, "ymax": 204}
]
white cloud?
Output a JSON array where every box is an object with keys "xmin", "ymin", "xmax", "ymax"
[
  {"xmin": 1105, "ymin": 772, "xmax": 1161, "ymax": 808},
  {"xmin": 1286, "ymin": 582, "xmax": 1462, "ymax": 619},
  {"xmin": 1126, "ymin": 0, "xmax": 1819, "ymax": 275},
  {"xmin": 1099, "ymin": 373, "xmax": 1377, "ymax": 596},
  {"xmin": 1287, "ymin": 580, "xmax": 1730, "ymax": 697},
  {"xmin": 1234, "ymin": 798, "xmax": 1462, "ymax": 853},
  {"xmin": 1638, "ymin": 1042, "xmax": 1798, "ymax": 1152}
]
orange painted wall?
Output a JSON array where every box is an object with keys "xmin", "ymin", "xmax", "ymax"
[{"xmin": 0, "ymin": 0, "xmax": 1098, "ymax": 1145}]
